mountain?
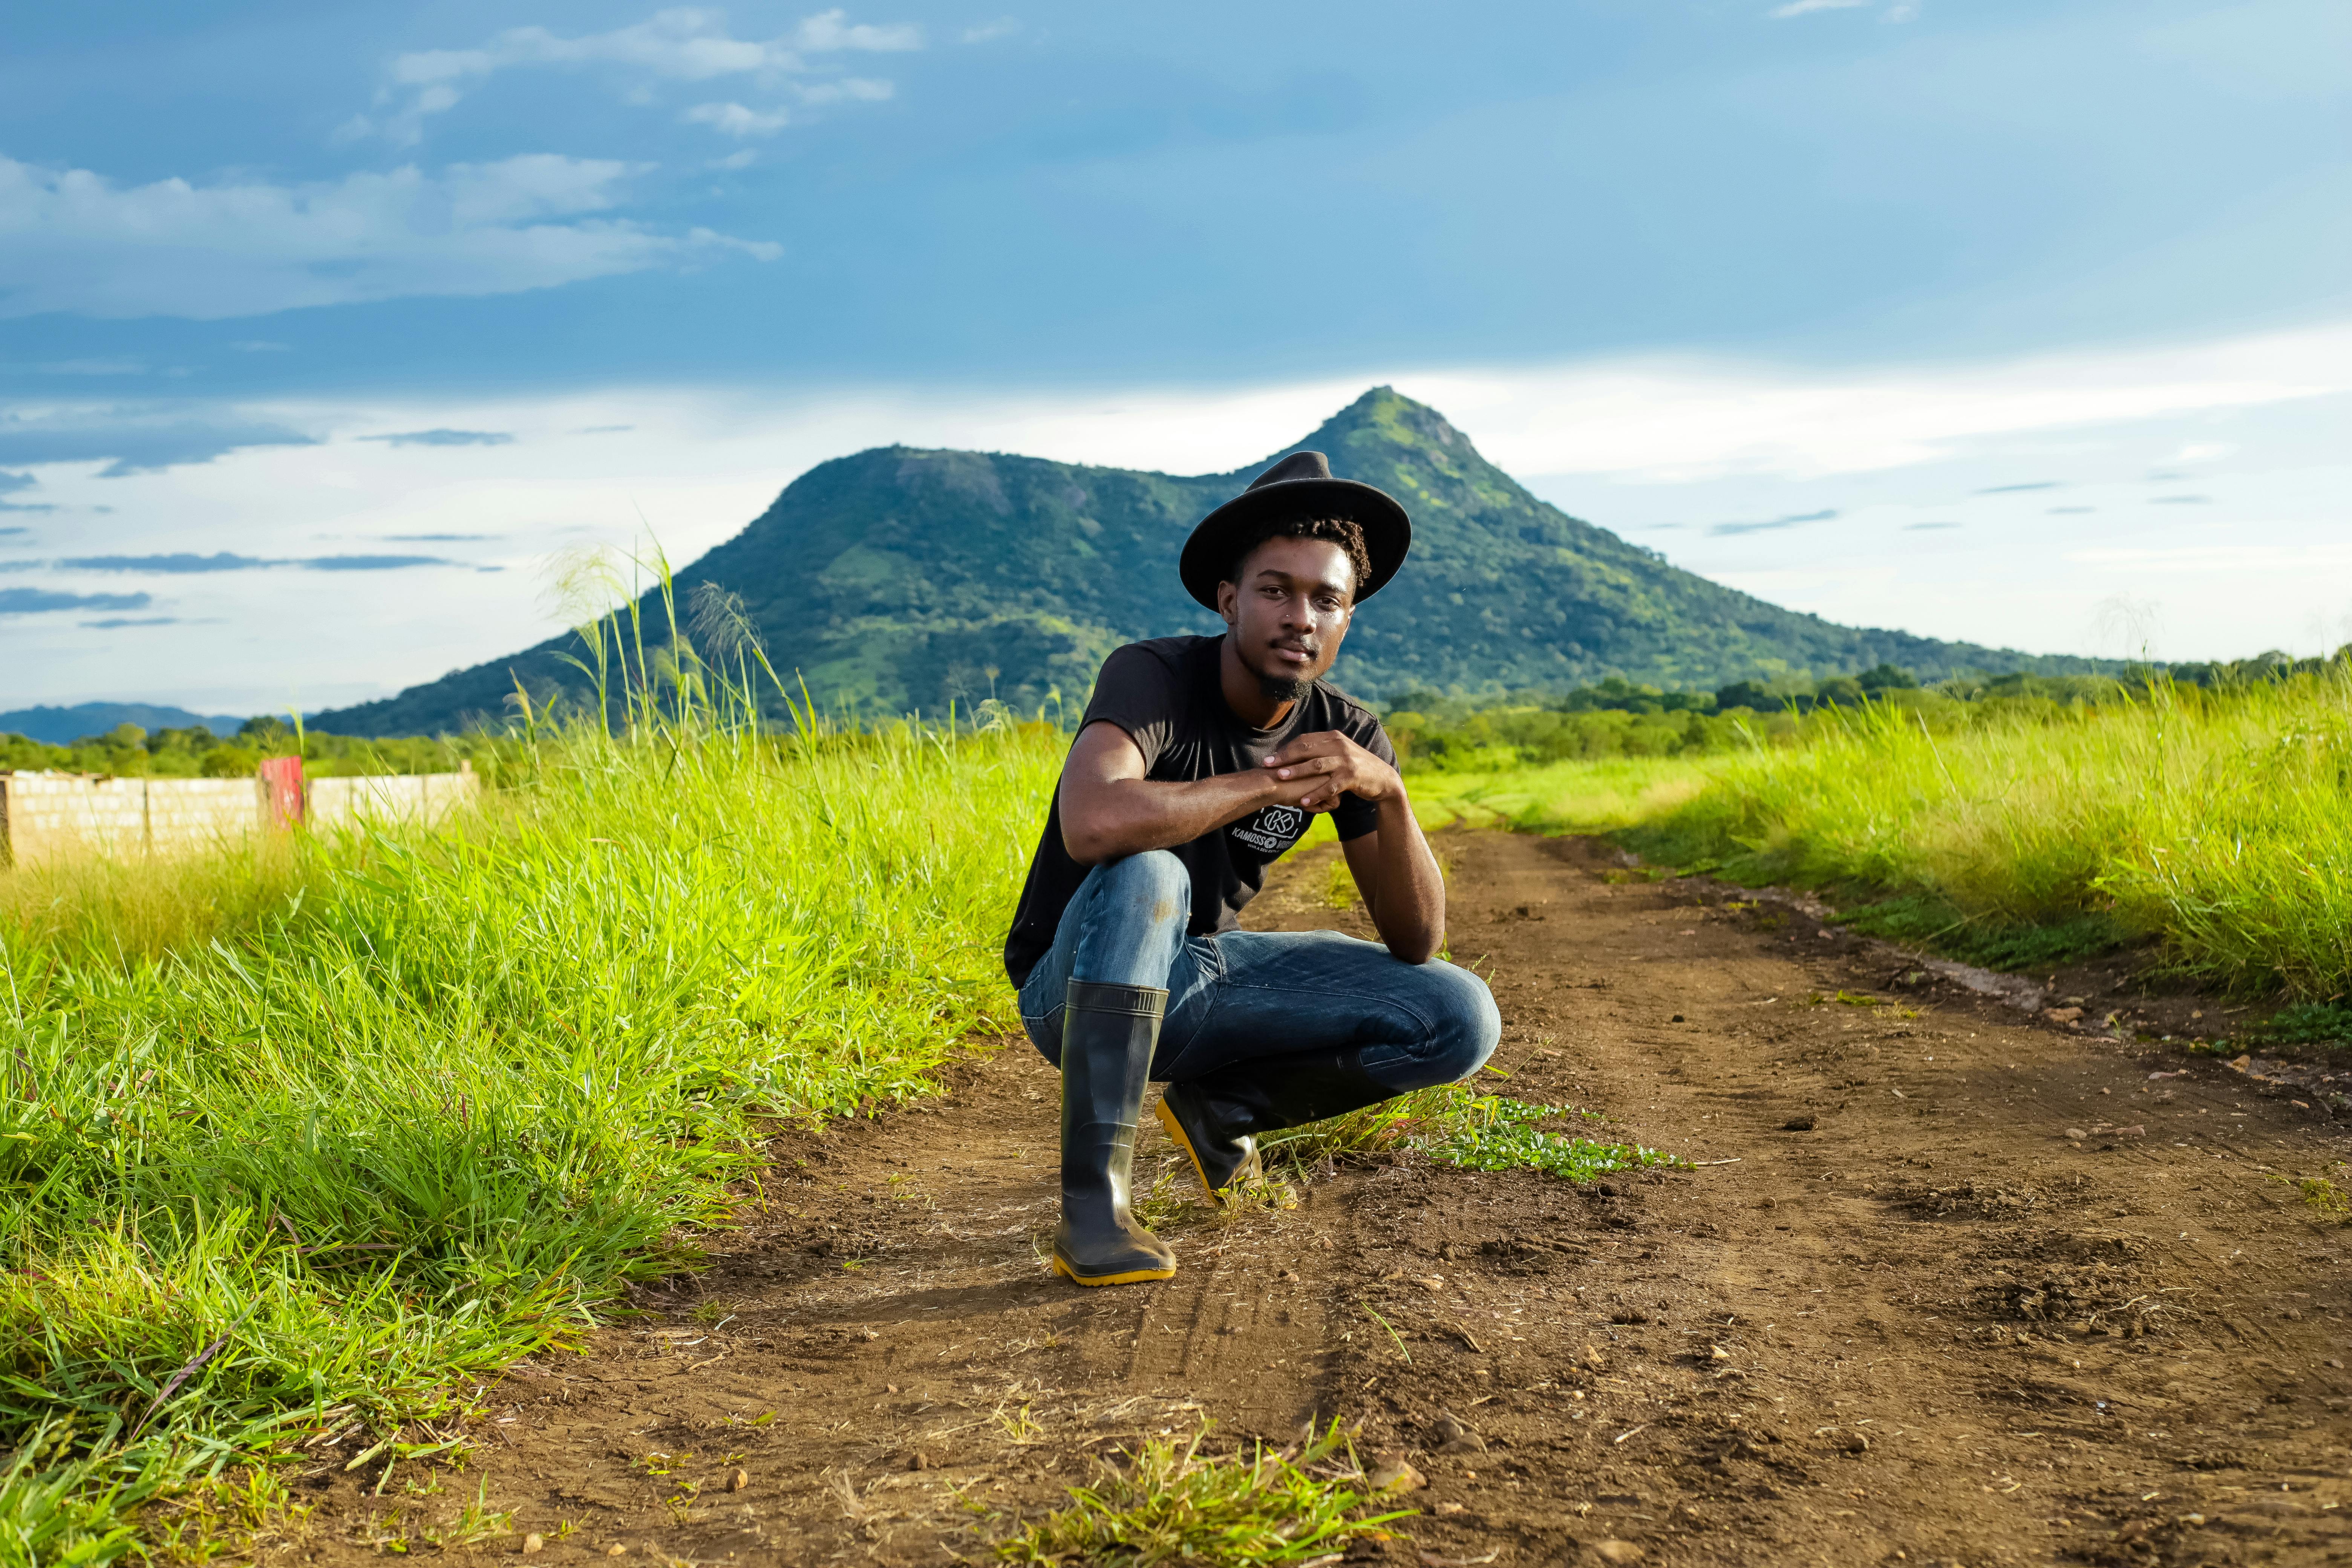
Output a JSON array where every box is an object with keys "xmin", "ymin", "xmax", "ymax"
[
  {"xmin": 0, "ymin": 701, "xmax": 248, "ymax": 746},
  {"xmin": 312, "ymin": 388, "xmax": 2115, "ymax": 735}
]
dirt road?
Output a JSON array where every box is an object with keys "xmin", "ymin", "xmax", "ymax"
[{"xmin": 301, "ymin": 831, "xmax": 2352, "ymax": 1566}]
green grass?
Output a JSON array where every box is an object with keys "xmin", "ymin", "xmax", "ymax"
[
  {"xmin": 1144, "ymin": 1086, "xmax": 1683, "ymax": 1221},
  {"xmin": 1420, "ymin": 1101, "xmax": 1687, "ymax": 1182},
  {"xmin": 1615, "ymin": 669, "xmax": 2352, "ymax": 996},
  {"xmin": 1405, "ymin": 755, "xmax": 1717, "ymax": 836},
  {"xmin": 1263, "ymin": 755, "xmax": 1713, "ymax": 857},
  {"xmin": 1828, "ymin": 893, "xmax": 2125, "ymax": 972},
  {"xmin": 0, "ymin": 668, "xmax": 1062, "ymax": 1556},
  {"xmin": 2269, "ymin": 1168, "xmax": 2352, "ymax": 1222},
  {"xmin": 989, "ymin": 1421, "xmax": 1412, "ymax": 1567},
  {"xmin": 18, "ymin": 579, "xmax": 2336, "ymax": 1556},
  {"xmin": 1266, "ymin": 1083, "xmax": 1682, "ymax": 1183},
  {"xmin": 2237, "ymin": 1001, "xmax": 2352, "ymax": 1048}
]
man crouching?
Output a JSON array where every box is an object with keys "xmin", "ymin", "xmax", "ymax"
[{"xmin": 1002, "ymin": 450, "xmax": 1501, "ymax": 1286}]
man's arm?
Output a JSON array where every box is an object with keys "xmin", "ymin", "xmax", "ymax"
[
  {"xmin": 1337, "ymin": 808, "xmax": 1446, "ymax": 964},
  {"xmin": 1058, "ymin": 721, "xmax": 1331, "ymax": 865},
  {"xmin": 1269, "ymin": 733, "xmax": 1446, "ymax": 963}
]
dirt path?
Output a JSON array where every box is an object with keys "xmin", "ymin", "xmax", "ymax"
[{"xmin": 300, "ymin": 831, "xmax": 2352, "ymax": 1567}]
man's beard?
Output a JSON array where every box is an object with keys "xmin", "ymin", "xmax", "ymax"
[{"xmin": 1258, "ymin": 671, "xmax": 1314, "ymax": 704}]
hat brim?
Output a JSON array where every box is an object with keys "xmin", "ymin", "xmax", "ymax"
[{"xmin": 1178, "ymin": 476, "xmax": 1411, "ymax": 611}]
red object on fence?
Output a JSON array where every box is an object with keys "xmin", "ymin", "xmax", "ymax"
[{"xmin": 259, "ymin": 755, "xmax": 305, "ymax": 829}]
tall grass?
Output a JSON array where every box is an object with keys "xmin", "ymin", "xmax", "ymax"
[
  {"xmin": 1628, "ymin": 669, "xmax": 2352, "ymax": 993},
  {"xmin": 0, "ymin": 558, "xmax": 1063, "ymax": 1559},
  {"xmin": 1281, "ymin": 755, "xmax": 1715, "ymax": 856},
  {"xmin": 0, "ymin": 838, "xmax": 310, "ymax": 969},
  {"xmin": 1405, "ymin": 755, "xmax": 1718, "ymax": 835}
]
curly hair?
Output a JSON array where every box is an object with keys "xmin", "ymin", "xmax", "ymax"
[{"xmin": 1223, "ymin": 515, "xmax": 1372, "ymax": 602}]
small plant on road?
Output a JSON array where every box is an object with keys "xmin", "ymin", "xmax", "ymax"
[
  {"xmin": 991, "ymin": 1403, "xmax": 1044, "ymax": 1445},
  {"xmin": 2270, "ymin": 1167, "xmax": 2352, "ymax": 1222},
  {"xmin": 1264, "ymin": 1080, "xmax": 1508, "ymax": 1164},
  {"xmin": 1423, "ymin": 1112, "xmax": 1685, "ymax": 1182},
  {"xmin": 1267, "ymin": 1082, "xmax": 1679, "ymax": 1184},
  {"xmin": 420, "ymin": 1479, "xmax": 514, "ymax": 1550},
  {"xmin": 989, "ymin": 1420, "xmax": 1411, "ymax": 1566}
]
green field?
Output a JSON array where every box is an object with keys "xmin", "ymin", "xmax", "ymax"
[
  {"xmin": 0, "ymin": 709, "xmax": 1063, "ymax": 1560},
  {"xmin": 1623, "ymin": 669, "xmax": 2352, "ymax": 997},
  {"xmin": 6, "ymin": 651, "xmax": 2347, "ymax": 1559},
  {"xmin": 1379, "ymin": 663, "xmax": 2352, "ymax": 1000},
  {"xmin": 1404, "ymin": 755, "xmax": 1719, "ymax": 836}
]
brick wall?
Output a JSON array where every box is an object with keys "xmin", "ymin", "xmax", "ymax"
[
  {"xmin": 0, "ymin": 765, "xmax": 481, "ymax": 867},
  {"xmin": 144, "ymin": 777, "xmax": 269, "ymax": 853},
  {"xmin": 309, "ymin": 769, "xmax": 479, "ymax": 831},
  {"xmin": 0, "ymin": 773, "xmax": 159, "ymax": 861}
]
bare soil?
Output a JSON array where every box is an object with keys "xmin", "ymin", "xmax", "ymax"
[{"xmin": 294, "ymin": 830, "xmax": 2352, "ymax": 1567}]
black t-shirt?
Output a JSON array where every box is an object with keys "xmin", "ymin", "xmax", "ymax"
[{"xmin": 1003, "ymin": 634, "xmax": 1395, "ymax": 988}]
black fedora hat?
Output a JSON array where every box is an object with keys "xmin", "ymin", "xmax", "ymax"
[{"xmin": 1178, "ymin": 450, "xmax": 1411, "ymax": 610}]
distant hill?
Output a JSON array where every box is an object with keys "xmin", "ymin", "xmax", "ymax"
[
  {"xmin": 0, "ymin": 701, "xmax": 247, "ymax": 746},
  {"xmin": 312, "ymin": 388, "xmax": 2119, "ymax": 736}
]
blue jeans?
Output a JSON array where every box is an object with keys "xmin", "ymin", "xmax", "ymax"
[{"xmin": 1017, "ymin": 850, "xmax": 1501, "ymax": 1092}]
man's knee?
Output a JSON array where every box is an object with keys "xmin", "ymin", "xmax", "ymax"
[
  {"xmin": 1094, "ymin": 850, "xmax": 1190, "ymax": 930},
  {"xmin": 1417, "ymin": 960, "xmax": 1501, "ymax": 1082}
]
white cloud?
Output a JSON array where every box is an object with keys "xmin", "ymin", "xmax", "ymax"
[
  {"xmin": 395, "ymin": 14, "xmax": 772, "ymax": 87},
  {"xmin": 792, "ymin": 9, "xmax": 922, "ymax": 52},
  {"xmin": 1769, "ymin": 0, "xmax": 1871, "ymax": 15},
  {"xmin": 796, "ymin": 77, "xmax": 893, "ymax": 104},
  {"xmin": 2066, "ymin": 544, "xmax": 2352, "ymax": 573},
  {"xmin": 683, "ymin": 101, "xmax": 792, "ymax": 136},
  {"xmin": 0, "ymin": 153, "xmax": 779, "ymax": 320},
  {"xmin": 1396, "ymin": 322, "xmax": 2352, "ymax": 484},
  {"xmin": 962, "ymin": 18, "xmax": 1020, "ymax": 43},
  {"xmin": 368, "ymin": 8, "xmax": 920, "ymax": 144},
  {"xmin": 709, "ymin": 148, "xmax": 760, "ymax": 170},
  {"xmin": 390, "ymin": 49, "xmax": 499, "ymax": 88}
]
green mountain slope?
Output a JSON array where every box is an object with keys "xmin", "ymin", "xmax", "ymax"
[{"xmin": 312, "ymin": 387, "xmax": 2113, "ymax": 735}]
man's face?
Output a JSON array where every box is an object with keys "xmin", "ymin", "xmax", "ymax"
[{"xmin": 1216, "ymin": 536, "xmax": 1356, "ymax": 698}]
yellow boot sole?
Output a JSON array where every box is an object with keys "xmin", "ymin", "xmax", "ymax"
[{"xmin": 1051, "ymin": 1252, "xmax": 1176, "ymax": 1287}]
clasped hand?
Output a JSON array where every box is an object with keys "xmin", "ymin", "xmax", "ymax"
[{"xmin": 1260, "ymin": 730, "xmax": 1399, "ymax": 813}]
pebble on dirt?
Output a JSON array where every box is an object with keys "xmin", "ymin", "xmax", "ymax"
[
  {"xmin": 1434, "ymin": 1412, "xmax": 1487, "ymax": 1455},
  {"xmin": 1781, "ymin": 1116, "xmax": 1816, "ymax": 1131},
  {"xmin": 726, "ymin": 1468, "xmax": 749, "ymax": 1491},
  {"xmin": 1370, "ymin": 1455, "xmax": 1427, "ymax": 1492},
  {"xmin": 521, "ymin": 1535, "xmax": 543, "ymax": 1555},
  {"xmin": 1592, "ymin": 1541, "xmax": 1643, "ymax": 1563}
]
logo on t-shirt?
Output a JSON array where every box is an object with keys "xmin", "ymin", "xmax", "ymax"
[{"xmin": 1230, "ymin": 803, "xmax": 1306, "ymax": 855}]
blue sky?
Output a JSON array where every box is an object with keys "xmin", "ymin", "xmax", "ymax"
[{"xmin": 2, "ymin": 0, "xmax": 2347, "ymax": 713}]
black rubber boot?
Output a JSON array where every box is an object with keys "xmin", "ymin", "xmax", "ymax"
[
  {"xmin": 1052, "ymin": 980, "xmax": 1178, "ymax": 1287},
  {"xmin": 1156, "ymin": 1048, "xmax": 1395, "ymax": 1203}
]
